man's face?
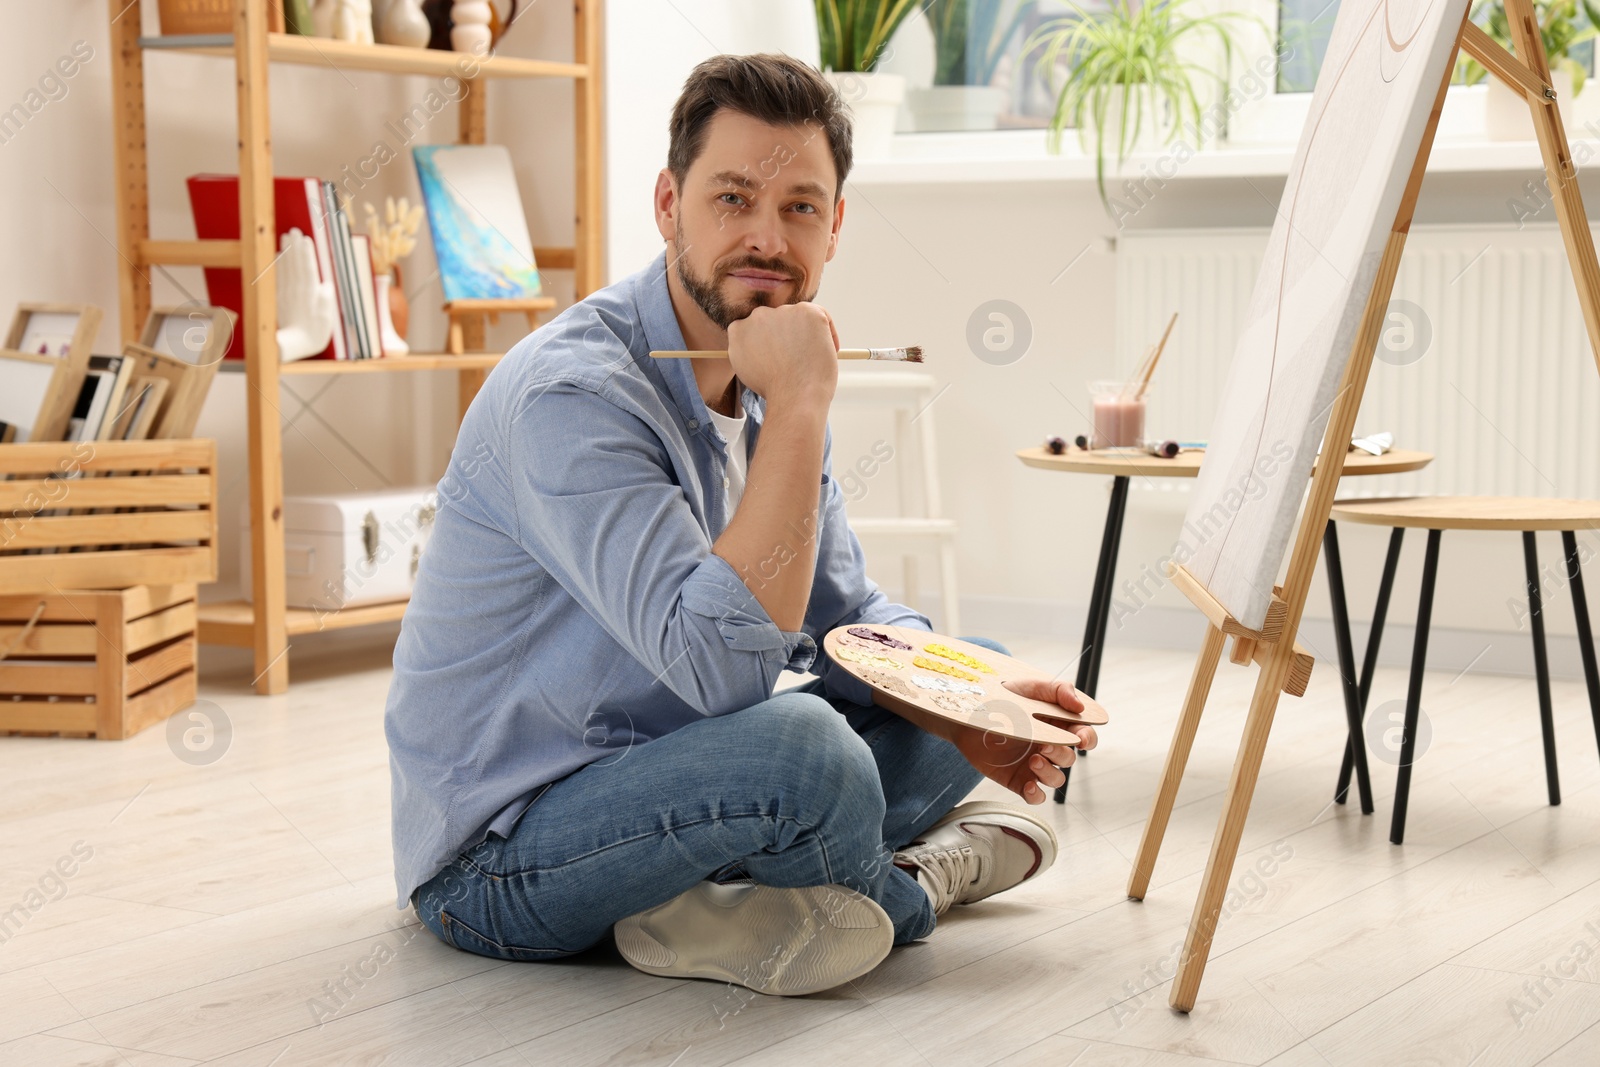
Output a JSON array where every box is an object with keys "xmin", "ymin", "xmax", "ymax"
[{"xmin": 656, "ymin": 110, "xmax": 845, "ymax": 329}]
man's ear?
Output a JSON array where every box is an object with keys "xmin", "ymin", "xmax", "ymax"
[
  {"xmin": 825, "ymin": 195, "xmax": 845, "ymax": 262},
  {"xmin": 654, "ymin": 169, "xmax": 678, "ymax": 243}
]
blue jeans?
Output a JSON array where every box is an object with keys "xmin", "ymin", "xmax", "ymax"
[{"xmin": 411, "ymin": 636, "xmax": 1004, "ymax": 960}]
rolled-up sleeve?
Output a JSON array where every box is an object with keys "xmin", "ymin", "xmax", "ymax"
[{"xmin": 508, "ymin": 379, "xmax": 813, "ymax": 717}]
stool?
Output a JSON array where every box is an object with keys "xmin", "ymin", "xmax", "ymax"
[
  {"xmin": 831, "ymin": 370, "xmax": 960, "ymax": 633},
  {"xmin": 1327, "ymin": 497, "xmax": 1600, "ymax": 844}
]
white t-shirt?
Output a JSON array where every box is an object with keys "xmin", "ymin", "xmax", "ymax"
[{"xmin": 705, "ymin": 399, "xmax": 749, "ymax": 516}]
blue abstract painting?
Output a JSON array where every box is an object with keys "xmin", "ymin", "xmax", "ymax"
[{"xmin": 413, "ymin": 145, "xmax": 543, "ymax": 303}]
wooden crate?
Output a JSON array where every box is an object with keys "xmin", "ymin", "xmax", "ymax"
[
  {"xmin": 0, "ymin": 439, "xmax": 217, "ymax": 591},
  {"xmin": 0, "ymin": 584, "xmax": 199, "ymax": 739}
]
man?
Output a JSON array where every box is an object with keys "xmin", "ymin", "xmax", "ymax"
[{"xmin": 387, "ymin": 53, "xmax": 1096, "ymax": 997}]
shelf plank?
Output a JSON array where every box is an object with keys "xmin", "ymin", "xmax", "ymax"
[
  {"xmin": 198, "ymin": 597, "xmax": 409, "ymax": 647},
  {"xmin": 218, "ymin": 352, "xmax": 506, "ymax": 375},
  {"xmin": 141, "ymin": 239, "xmax": 241, "ymax": 267},
  {"xmin": 138, "ymin": 33, "xmax": 588, "ymax": 80}
]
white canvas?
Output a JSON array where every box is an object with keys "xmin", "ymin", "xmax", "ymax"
[{"xmin": 1179, "ymin": 0, "xmax": 1471, "ymax": 631}]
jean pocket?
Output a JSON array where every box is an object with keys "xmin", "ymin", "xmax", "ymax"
[{"xmin": 438, "ymin": 906, "xmax": 577, "ymax": 962}]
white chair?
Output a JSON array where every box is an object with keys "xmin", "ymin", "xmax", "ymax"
[{"xmin": 831, "ymin": 370, "xmax": 960, "ymax": 634}]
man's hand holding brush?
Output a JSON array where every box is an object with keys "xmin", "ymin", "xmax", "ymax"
[{"xmin": 712, "ymin": 302, "xmax": 839, "ymax": 631}]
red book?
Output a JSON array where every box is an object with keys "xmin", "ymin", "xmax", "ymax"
[{"xmin": 186, "ymin": 175, "xmax": 345, "ymax": 361}]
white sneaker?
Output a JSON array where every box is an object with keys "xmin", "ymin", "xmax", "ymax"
[
  {"xmin": 892, "ymin": 800, "xmax": 1059, "ymax": 916},
  {"xmin": 613, "ymin": 881, "xmax": 893, "ymax": 996}
]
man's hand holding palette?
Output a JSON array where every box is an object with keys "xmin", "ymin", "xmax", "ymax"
[{"xmin": 822, "ymin": 625, "xmax": 1110, "ymax": 804}]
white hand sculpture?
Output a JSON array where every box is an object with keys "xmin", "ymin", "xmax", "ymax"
[{"xmin": 276, "ymin": 228, "xmax": 337, "ymax": 362}]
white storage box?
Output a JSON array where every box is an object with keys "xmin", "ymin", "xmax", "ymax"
[{"xmin": 240, "ymin": 488, "xmax": 439, "ymax": 610}]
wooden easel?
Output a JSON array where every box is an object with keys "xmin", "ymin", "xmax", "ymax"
[
  {"xmin": 442, "ymin": 296, "xmax": 555, "ymax": 419},
  {"xmin": 1129, "ymin": 0, "xmax": 1600, "ymax": 1013}
]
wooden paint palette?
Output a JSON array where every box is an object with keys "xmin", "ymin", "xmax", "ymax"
[{"xmin": 822, "ymin": 625, "xmax": 1109, "ymax": 747}]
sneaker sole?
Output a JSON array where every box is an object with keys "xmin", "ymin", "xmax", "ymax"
[
  {"xmin": 613, "ymin": 882, "xmax": 892, "ymax": 996},
  {"xmin": 927, "ymin": 799, "xmax": 1060, "ymax": 879}
]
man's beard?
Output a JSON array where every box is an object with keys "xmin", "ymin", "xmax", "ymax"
[{"xmin": 672, "ymin": 220, "xmax": 809, "ymax": 329}]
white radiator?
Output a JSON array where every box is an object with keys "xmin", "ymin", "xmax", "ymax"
[{"xmin": 1117, "ymin": 223, "xmax": 1600, "ymax": 499}]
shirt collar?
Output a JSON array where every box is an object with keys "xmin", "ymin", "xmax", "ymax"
[{"xmin": 633, "ymin": 248, "xmax": 764, "ymax": 434}]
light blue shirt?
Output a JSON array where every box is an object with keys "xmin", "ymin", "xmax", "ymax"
[{"xmin": 385, "ymin": 249, "xmax": 932, "ymax": 908}]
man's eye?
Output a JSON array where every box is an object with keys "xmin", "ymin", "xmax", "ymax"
[
  {"xmin": 719, "ymin": 193, "xmax": 744, "ymax": 207},
  {"xmin": 792, "ymin": 203, "xmax": 817, "ymax": 214}
]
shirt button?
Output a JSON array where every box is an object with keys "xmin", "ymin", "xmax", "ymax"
[
  {"xmin": 723, "ymin": 476, "xmax": 730, "ymax": 488},
  {"xmin": 687, "ymin": 418, "xmax": 699, "ymax": 431}
]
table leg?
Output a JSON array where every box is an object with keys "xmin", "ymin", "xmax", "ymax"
[
  {"xmin": 1335, "ymin": 527, "xmax": 1405, "ymax": 804},
  {"xmin": 1323, "ymin": 521, "xmax": 1376, "ymax": 815},
  {"xmin": 1561, "ymin": 531, "xmax": 1600, "ymax": 768},
  {"xmin": 1055, "ymin": 475, "xmax": 1130, "ymax": 804},
  {"xmin": 1524, "ymin": 532, "xmax": 1561, "ymax": 806},
  {"xmin": 1391, "ymin": 529, "xmax": 1442, "ymax": 846}
]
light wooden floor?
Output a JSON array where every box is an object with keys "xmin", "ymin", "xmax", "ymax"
[{"xmin": 3, "ymin": 629, "xmax": 1600, "ymax": 1066}]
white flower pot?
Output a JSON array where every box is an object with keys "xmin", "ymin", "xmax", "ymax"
[
  {"xmin": 824, "ymin": 70, "xmax": 906, "ymax": 160},
  {"xmin": 1487, "ymin": 67, "xmax": 1578, "ymax": 140},
  {"xmin": 1082, "ymin": 85, "xmax": 1176, "ymax": 158},
  {"xmin": 905, "ymin": 85, "xmax": 1007, "ymax": 132},
  {"xmin": 376, "ymin": 274, "xmax": 409, "ymax": 356}
]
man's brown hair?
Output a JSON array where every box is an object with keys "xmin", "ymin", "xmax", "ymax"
[{"xmin": 668, "ymin": 54, "xmax": 853, "ymax": 199}]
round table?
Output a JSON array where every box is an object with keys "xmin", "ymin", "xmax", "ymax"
[
  {"xmin": 1327, "ymin": 496, "xmax": 1600, "ymax": 844},
  {"xmin": 1017, "ymin": 446, "xmax": 1435, "ymax": 805}
]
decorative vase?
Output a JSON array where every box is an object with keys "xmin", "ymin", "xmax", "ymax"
[
  {"xmin": 376, "ymin": 272, "xmax": 409, "ymax": 356},
  {"xmin": 450, "ymin": 0, "xmax": 493, "ymax": 54},
  {"xmin": 389, "ymin": 264, "xmax": 410, "ymax": 341},
  {"xmin": 822, "ymin": 70, "xmax": 906, "ymax": 160},
  {"xmin": 377, "ymin": 0, "xmax": 431, "ymax": 47}
]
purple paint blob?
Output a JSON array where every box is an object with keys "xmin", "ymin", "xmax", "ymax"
[{"xmin": 847, "ymin": 626, "xmax": 913, "ymax": 651}]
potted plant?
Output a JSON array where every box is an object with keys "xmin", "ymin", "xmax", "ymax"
[
  {"xmin": 906, "ymin": 0, "xmax": 1037, "ymax": 131},
  {"xmin": 1455, "ymin": 0, "xmax": 1599, "ymax": 139},
  {"xmin": 1023, "ymin": 0, "xmax": 1250, "ymax": 207},
  {"xmin": 816, "ymin": 0, "xmax": 925, "ymax": 157}
]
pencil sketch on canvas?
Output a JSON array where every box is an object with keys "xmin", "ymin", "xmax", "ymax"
[{"xmin": 1179, "ymin": 0, "xmax": 1471, "ymax": 631}]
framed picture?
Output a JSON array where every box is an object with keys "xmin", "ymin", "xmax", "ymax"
[
  {"xmin": 0, "ymin": 303, "xmax": 100, "ymax": 442},
  {"xmin": 139, "ymin": 305, "xmax": 236, "ymax": 367},
  {"xmin": 123, "ymin": 342, "xmax": 223, "ymax": 439}
]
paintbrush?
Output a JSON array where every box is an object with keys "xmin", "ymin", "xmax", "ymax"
[
  {"xmin": 1133, "ymin": 313, "xmax": 1178, "ymax": 400},
  {"xmin": 651, "ymin": 346, "xmax": 924, "ymax": 363}
]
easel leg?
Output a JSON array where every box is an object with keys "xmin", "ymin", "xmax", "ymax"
[
  {"xmin": 1169, "ymin": 638, "xmax": 1295, "ymax": 1011},
  {"xmin": 1128, "ymin": 623, "xmax": 1226, "ymax": 900},
  {"xmin": 1560, "ymin": 531, "xmax": 1600, "ymax": 767},
  {"xmin": 1323, "ymin": 521, "xmax": 1376, "ymax": 814},
  {"xmin": 1056, "ymin": 474, "xmax": 1129, "ymax": 803},
  {"xmin": 1524, "ymin": 531, "xmax": 1561, "ymax": 806},
  {"xmin": 1391, "ymin": 529, "xmax": 1443, "ymax": 846},
  {"xmin": 1335, "ymin": 526, "xmax": 1405, "ymax": 801}
]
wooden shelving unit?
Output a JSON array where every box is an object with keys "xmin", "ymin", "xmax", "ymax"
[{"xmin": 108, "ymin": 0, "xmax": 604, "ymax": 693}]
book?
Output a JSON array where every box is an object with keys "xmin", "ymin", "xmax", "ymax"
[
  {"xmin": 323, "ymin": 181, "xmax": 366, "ymax": 359},
  {"xmin": 351, "ymin": 234, "xmax": 385, "ymax": 358},
  {"xmin": 187, "ymin": 175, "xmax": 344, "ymax": 361}
]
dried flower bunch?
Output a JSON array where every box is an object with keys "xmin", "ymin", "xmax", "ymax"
[{"xmin": 363, "ymin": 196, "xmax": 426, "ymax": 276}]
